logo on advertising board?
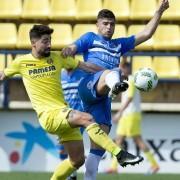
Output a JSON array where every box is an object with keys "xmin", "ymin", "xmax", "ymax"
[{"xmin": 5, "ymin": 122, "xmax": 58, "ymax": 164}]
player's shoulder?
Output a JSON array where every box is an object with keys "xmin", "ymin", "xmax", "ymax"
[
  {"xmin": 50, "ymin": 51, "xmax": 61, "ymax": 57},
  {"xmin": 49, "ymin": 51, "xmax": 64, "ymax": 62},
  {"xmin": 15, "ymin": 53, "xmax": 32, "ymax": 60},
  {"xmin": 50, "ymin": 51, "xmax": 77, "ymax": 66},
  {"xmin": 81, "ymin": 32, "xmax": 97, "ymax": 38},
  {"xmin": 86, "ymin": 32, "xmax": 96, "ymax": 35},
  {"xmin": 112, "ymin": 37, "xmax": 125, "ymax": 44},
  {"xmin": 13, "ymin": 53, "xmax": 34, "ymax": 63},
  {"xmin": 113, "ymin": 35, "xmax": 134, "ymax": 41}
]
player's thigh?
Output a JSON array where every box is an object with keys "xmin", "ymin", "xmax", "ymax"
[
  {"xmin": 96, "ymin": 70, "xmax": 111, "ymax": 95},
  {"xmin": 118, "ymin": 113, "xmax": 141, "ymax": 137},
  {"xmin": 127, "ymin": 113, "xmax": 142, "ymax": 137},
  {"xmin": 63, "ymin": 140, "xmax": 85, "ymax": 165},
  {"xmin": 78, "ymin": 71, "xmax": 109, "ymax": 103},
  {"xmin": 67, "ymin": 110, "xmax": 94, "ymax": 128},
  {"xmin": 116, "ymin": 115, "xmax": 129, "ymax": 136},
  {"xmin": 96, "ymin": 68, "xmax": 121, "ymax": 95},
  {"xmin": 53, "ymin": 108, "xmax": 83, "ymax": 143},
  {"xmin": 84, "ymin": 98, "xmax": 111, "ymax": 127},
  {"xmin": 39, "ymin": 108, "xmax": 83, "ymax": 144},
  {"xmin": 90, "ymin": 124, "xmax": 110, "ymax": 149}
]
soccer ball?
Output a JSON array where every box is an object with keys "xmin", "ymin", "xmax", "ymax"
[{"xmin": 134, "ymin": 68, "xmax": 158, "ymax": 92}]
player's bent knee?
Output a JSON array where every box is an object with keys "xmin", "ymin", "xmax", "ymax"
[
  {"xmin": 76, "ymin": 112, "xmax": 94, "ymax": 123},
  {"xmin": 85, "ymin": 113, "xmax": 94, "ymax": 122},
  {"xmin": 69, "ymin": 110, "xmax": 95, "ymax": 127},
  {"xmin": 82, "ymin": 113, "xmax": 95, "ymax": 126}
]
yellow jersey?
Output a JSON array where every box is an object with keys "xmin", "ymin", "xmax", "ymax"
[
  {"xmin": 121, "ymin": 75, "xmax": 141, "ymax": 115},
  {"xmin": 4, "ymin": 51, "xmax": 79, "ymax": 115}
]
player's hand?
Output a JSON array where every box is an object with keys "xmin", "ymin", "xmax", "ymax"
[
  {"xmin": 112, "ymin": 111, "xmax": 122, "ymax": 123},
  {"xmin": 61, "ymin": 47, "xmax": 73, "ymax": 57},
  {"xmin": 157, "ymin": 0, "xmax": 169, "ymax": 14},
  {"xmin": 61, "ymin": 45, "xmax": 77, "ymax": 58}
]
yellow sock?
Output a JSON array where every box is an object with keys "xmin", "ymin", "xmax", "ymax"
[
  {"xmin": 86, "ymin": 123, "xmax": 121, "ymax": 156},
  {"xmin": 144, "ymin": 151, "xmax": 158, "ymax": 167},
  {"xmin": 110, "ymin": 156, "xmax": 118, "ymax": 170},
  {"xmin": 51, "ymin": 159, "xmax": 76, "ymax": 180}
]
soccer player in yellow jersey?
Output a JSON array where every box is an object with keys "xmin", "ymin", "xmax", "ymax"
[
  {"xmin": 0, "ymin": 25, "xmax": 143, "ymax": 180},
  {"xmin": 107, "ymin": 62, "xmax": 159, "ymax": 174}
]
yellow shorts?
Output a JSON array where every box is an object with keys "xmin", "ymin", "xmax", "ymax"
[
  {"xmin": 116, "ymin": 112, "xmax": 142, "ymax": 137},
  {"xmin": 38, "ymin": 107, "xmax": 82, "ymax": 143}
]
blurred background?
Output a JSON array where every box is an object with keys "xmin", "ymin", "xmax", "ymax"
[{"xmin": 0, "ymin": 0, "xmax": 180, "ymax": 178}]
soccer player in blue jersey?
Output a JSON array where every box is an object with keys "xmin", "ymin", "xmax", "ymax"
[
  {"xmin": 62, "ymin": 1, "xmax": 169, "ymax": 179},
  {"xmin": 59, "ymin": 68, "xmax": 85, "ymax": 180},
  {"xmin": 61, "ymin": 68, "xmax": 84, "ymax": 112}
]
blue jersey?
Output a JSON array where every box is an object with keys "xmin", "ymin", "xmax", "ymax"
[
  {"xmin": 74, "ymin": 32, "xmax": 135, "ymax": 69},
  {"xmin": 61, "ymin": 68, "xmax": 84, "ymax": 111}
]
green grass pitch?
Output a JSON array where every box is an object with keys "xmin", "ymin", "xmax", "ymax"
[{"xmin": 0, "ymin": 172, "xmax": 180, "ymax": 180}]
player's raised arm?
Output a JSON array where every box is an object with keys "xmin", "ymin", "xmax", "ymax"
[
  {"xmin": 134, "ymin": 0, "xmax": 169, "ymax": 46},
  {"xmin": 61, "ymin": 44, "xmax": 77, "ymax": 57},
  {"xmin": 62, "ymin": 32, "xmax": 94, "ymax": 58}
]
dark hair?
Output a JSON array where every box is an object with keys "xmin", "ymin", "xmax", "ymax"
[
  {"xmin": 29, "ymin": 24, "xmax": 53, "ymax": 40},
  {"xmin": 97, "ymin": 9, "xmax": 116, "ymax": 20}
]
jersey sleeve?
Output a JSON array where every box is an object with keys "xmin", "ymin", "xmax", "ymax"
[
  {"xmin": 4, "ymin": 58, "xmax": 21, "ymax": 77},
  {"xmin": 116, "ymin": 35, "xmax": 135, "ymax": 55},
  {"xmin": 128, "ymin": 77, "xmax": 136, "ymax": 98},
  {"xmin": 74, "ymin": 32, "xmax": 94, "ymax": 53},
  {"xmin": 61, "ymin": 56, "xmax": 79, "ymax": 70}
]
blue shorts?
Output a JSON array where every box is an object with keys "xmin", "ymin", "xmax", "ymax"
[{"xmin": 78, "ymin": 71, "xmax": 112, "ymax": 126}]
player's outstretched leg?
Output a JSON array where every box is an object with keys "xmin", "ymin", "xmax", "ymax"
[
  {"xmin": 116, "ymin": 150, "xmax": 144, "ymax": 167},
  {"xmin": 109, "ymin": 81, "xmax": 129, "ymax": 99},
  {"xmin": 86, "ymin": 123, "xmax": 143, "ymax": 168},
  {"xmin": 102, "ymin": 69, "xmax": 129, "ymax": 99}
]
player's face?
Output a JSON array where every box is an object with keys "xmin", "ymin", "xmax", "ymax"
[
  {"xmin": 32, "ymin": 34, "xmax": 51, "ymax": 57},
  {"xmin": 96, "ymin": 18, "xmax": 115, "ymax": 39}
]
